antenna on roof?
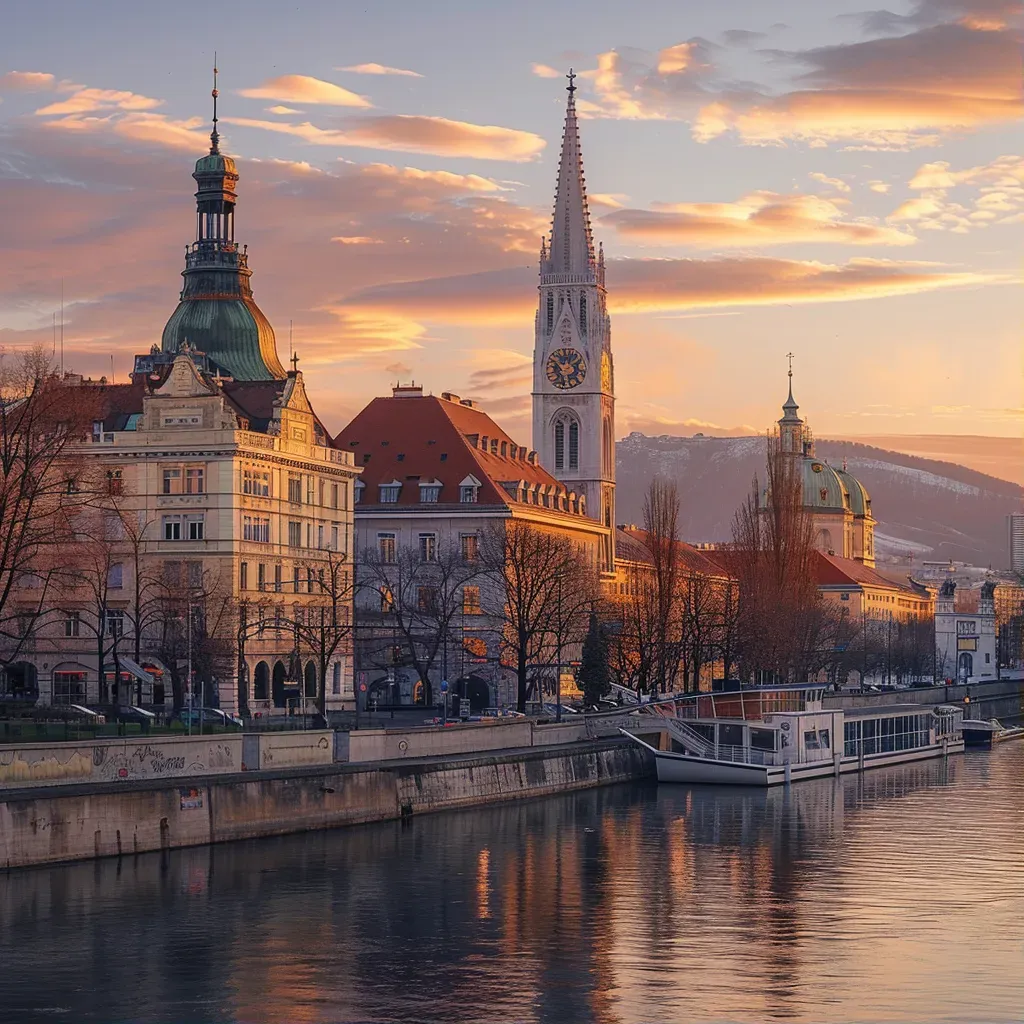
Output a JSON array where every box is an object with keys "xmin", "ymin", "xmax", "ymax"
[
  {"xmin": 59, "ymin": 279, "xmax": 64, "ymax": 379},
  {"xmin": 110, "ymin": 354, "xmax": 114, "ymax": 383}
]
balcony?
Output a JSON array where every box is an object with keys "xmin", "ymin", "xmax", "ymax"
[{"xmin": 185, "ymin": 241, "xmax": 249, "ymax": 271}]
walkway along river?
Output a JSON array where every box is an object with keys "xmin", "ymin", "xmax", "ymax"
[{"xmin": 0, "ymin": 744, "xmax": 1021, "ymax": 1023}]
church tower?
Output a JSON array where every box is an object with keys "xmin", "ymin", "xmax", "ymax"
[
  {"xmin": 161, "ymin": 66, "xmax": 286, "ymax": 381},
  {"xmin": 532, "ymin": 71, "xmax": 615, "ymax": 571}
]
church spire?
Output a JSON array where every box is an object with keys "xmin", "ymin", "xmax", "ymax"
[
  {"xmin": 780, "ymin": 351, "xmax": 801, "ymax": 422},
  {"xmin": 209, "ymin": 55, "xmax": 221, "ymax": 155},
  {"xmin": 544, "ymin": 69, "xmax": 596, "ymax": 278}
]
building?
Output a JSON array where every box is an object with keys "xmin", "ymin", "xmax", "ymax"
[
  {"xmin": 777, "ymin": 367, "xmax": 876, "ymax": 566},
  {"xmin": 935, "ymin": 579, "xmax": 997, "ymax": 683},
  {"xmin": 335, "ymin": 386, "xmax": 609, "ymax": 708},
  {"xmin": 1008, "ymin": 512, "xmax": 1024, "ymax": 573},
  {"xmin": 5, "ymin": 85, "xmax": 359, "ymax": 713},
  {"xmin": 532, "ymin": 70, "xmax": 616, "ymax": 573},
  {"xmin": 813, "ymin": 553, "xmax": 932, "ymax": 622}
]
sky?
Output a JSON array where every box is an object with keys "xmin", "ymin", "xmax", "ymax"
[{"xmin": 0, "ymin": 0, "xmax": 1021, "ymax": 448}]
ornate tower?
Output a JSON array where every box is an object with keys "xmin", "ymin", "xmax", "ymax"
[
  {"xmin": 532, "ymin": 71, "xmax": 615, "ymax": 571},
  {"xmin": 778, "ymin": 354, "xmax": 806, "ymax": 456},
  {"xmin": 161, "ymin": 66, "xmax": 286, "ymax": 381}
]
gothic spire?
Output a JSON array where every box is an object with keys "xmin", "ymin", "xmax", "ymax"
[
  {"xmin": 781, "ymin": 351, "xmax": 801, "ymax": 422},
  {"xmin": 545, "ymin": 69, "xmax": 596, "ymax": 277}
]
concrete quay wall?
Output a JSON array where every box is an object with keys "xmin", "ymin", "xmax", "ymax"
[
  {"xmin": 0, "ymin": 739, "xmax": 650, "ymax": 871},
  {"xmin": 825, "ymin": 679, "xmax": 1024, "ymax": 721}
]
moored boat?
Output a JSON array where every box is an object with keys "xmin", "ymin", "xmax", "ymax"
[{"xmin": 622, "ymin": 685, "xmax": 964, "ymax": 787}]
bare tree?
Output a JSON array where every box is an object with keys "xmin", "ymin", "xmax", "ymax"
[
  {"xmin": 643, "ymin": 478, "xmax": 683, "ymax": 693},
  {"xmin": 361, "ymin": 540, "xmax": 483, "ymax": 705},
  {"xmin": 0, "ymin": 348, "xmax": 99, "ymax": 670},
  {"xmin": 481, "ymin": 521, "xmax": 598, "ymax": 713}
]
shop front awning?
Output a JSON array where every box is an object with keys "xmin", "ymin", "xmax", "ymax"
[{"xmin": 104, "ymin": 658, "xmax": 154, "ymax": 684}]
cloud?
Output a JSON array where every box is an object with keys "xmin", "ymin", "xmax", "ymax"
[
  {"xmin": 266, "ymin": 105, "xmax": 302, "ymax": 115},
  {"xmin": 720, "ymin": 29, "xmax": 767, "ymax": 46},
  {"xmin": 620, "ymin": 410, "xmax": 760, "ymax": 436},
  {"xmin": 337, "ymin": 63, "xmax": 422, "ymax": 78},
  {"xmin": 342, "ymin": 255, "xmax": 997, "ymax": 327},
  {"xmin": 531, "ymin": 63, "xmax": 562, "ymax": 79},
  {"xmin": 695, "ymin": 17, "xmax": 1022, "ymax": 148},
  {"xmin": 602, "ymin": 191, "xmax": 915, "ymax": 247},
  {"xmin": 223, "ymin": 114, "xmax": 546, "ymax": 161},
  {"xmin": 35, "ymin": 86, "xmax": 164, "ymax": 116},
  {"xmin": 590, "ymin": 192, "xmax": 629, "ymax": 209},
  {"xmin": 238, "ymin": 74, "xmax": 372, "ymax": 108},
  {"xmin": 868, "ymin": 180, "xmax": 891, "ymax": 193},
  {"xmin": 908, "ymin": 153, "xmax": 1024, "ymax": 189},
  {"xmin": 808, "ymin": 171, "xmax": 850, "ymax": 192},
  {"xmin": 466, "ymin": 362, "xmax": 533, "ymax": 395},
  {"xmin": 1, "ymin": 71, "xmax": 55, "ymax": 91},
  {"xmin": 331, "ymin": 235, "xmax": 384, "ymax": 245}
]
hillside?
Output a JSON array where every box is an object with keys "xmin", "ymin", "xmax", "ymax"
[{"xmin": 615, "ymin": 433, "xmax": 1024, "ymax": 568}]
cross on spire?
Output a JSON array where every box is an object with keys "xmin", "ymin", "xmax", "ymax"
[
  {"xmin": 566, "ymin": 68, "xmax": 576, "ymax": 96},
  {"xmin": 290, "ymin": 351, "xmax": 300, "ymax": 373},
  {"xmin": 210, "ymin": 55, "xmax": 221, "ymax": 155},
  {"xmin": 787, "ymin": 351, "xmax": 794, "ymax": 379}
]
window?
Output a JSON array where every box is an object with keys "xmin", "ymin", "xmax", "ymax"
[
  {"xmin": 331, "ymin": 525, "xmax": 339, "ymax": 551},
  {"xmin": 546, "ymin": 291, "xmax": 554, "ymax": 331},
  {"xmin": 332, "ymin": 662, "xmax": 342, "ymax": 695},
  {"xmin": 257, "ymin": 563, "xmax": 266, "ymax": 591},
  {"xmin": 162, "ymin": 515, "xmax": 181, "ymax": 541},
  {"xmin": 287, "ymin": 475, "xmax": 303, "ymax": 504},
  {"xmin": 53, "ymin": 671, "xmax": 86, "ymax": 705},
  {"xmin": 106, "ymin": 470, "xmax": 123, "ymax": 495},
  {"xmin": 243, "ymin": 516, "xmax": 271, "ymax": 543},
  {"xmin": 354, "ymin": 481, "xmax": 364, "ymax": 504},
  {"xmin": 187, "ymin": 561, "xmax": 203, "ymax": 589},
  {"xmin": 240, "ymin": 562, "xmax": 248, "ymax": 590},
  {"xmin": 579, "ymin": 294, "xmax": 587, "ymax": 334},
  {"xmin": 555, "ymin": 421, "xmax": 565, "ymax": 470},
  {"xmin": 420, "ymin": 483, "xmax": 441, "ymax": 503},
  {"xmin": 162, "ymin": 468, "xmax": 182, "ymax": 495},
  {"xmin": 419, "ymin": 533, "xmax": 437, "ymax": 562},
  {"xmin": 378, "ymin": 533, "xmax": 396, "ymax": 563},
  {"xmin": 107, "ymin": 563, "xmax": 123, "ymax": 589},
  {"xmin": 187, "ymin": 516, "xmax": 205, "ymax": 541},
  {"xmin": 462, "ymin": 586, "xmax": 482, "ymax": 615},
  {"xmin": 331, "ymin": 483, "xmax": 340, "ymax": 509},
  {"xmin": 568, "ymin": 420, "xmax": 579, "ymax": 470},
  {"xmin": 461, "ymin": 534, "xmax": 479, "ymax": 562},
  {"xmin": 185, "ymin": 467, "xmax": 205, "ymax": 495},
  {"xmin": 63, "ymin": 612, "xmax": 80, "ymax": 638},
  {"xmin": 317, "ymin": 525, "xmax": 324, "ymax": 549},
  {"xmin": 380, "ymin": 586, "xmax": 395, "ymax": 613},
  {"xmin": 307, "ymin": 567, "xmax": 315, "ymax": 594},
  {"xmin": 242, "ymin": 469, "xmax": 271, "ymax": 497},
  {"xmin": 306, "ymin": 476, "xmax": 315, "ymax": 504},
  {"xmin": 274, "ymin": 564, "xmax": 282, "ymax": 593},
  {"xmin": 460, "ymin": 485, "xmax": 478, "ymax": 504},
  {"xmin": 288, "ymin": 521, "xmax": 302, "ymax": 548},
  {"xmin": 105, "ymin": 609, "xmax": 124, "ymax": 638},
  {"xmin": 380, "ymin": 482, "xmax": 401, "ymax": 503},
  {"xmin": 417, "ymin": 586, "xmax": 438, "ymax": 613}
]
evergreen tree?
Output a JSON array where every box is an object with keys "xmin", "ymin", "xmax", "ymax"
[{"xmin": 578, "ymin": 610, "xmax": 611, "ymax": 708}]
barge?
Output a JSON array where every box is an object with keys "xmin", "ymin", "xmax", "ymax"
[{"xmin": 623, "ymin": 685, "xmax": 964, "ymax": 786}]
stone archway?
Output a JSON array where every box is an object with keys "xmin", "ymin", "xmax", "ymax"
[
  {"xmin": 455, "ymin": 674, "xmax": 491, "ymax": 712},
  {"xmin": 253, "ymin": 661, "xmax": 270, "ymax": 701},
  {"xmin": 304, "ymin": 661, "xmax": 317, "ymax": 699},
  {"xmin": 958, "ymin": 652, "xmax": 973, "ymax": 682},
  {"xmin": 272, "ymin": 661, "xmax": 287, "ymax": 708}
]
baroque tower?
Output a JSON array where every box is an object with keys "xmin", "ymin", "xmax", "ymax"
[
  {"xmin": 532, "ymin": 71, "xmax": 615, "ymax": 571},
  {"xmin": 161, "ymin": 66, "xmax": 286, "ymax": 381}
]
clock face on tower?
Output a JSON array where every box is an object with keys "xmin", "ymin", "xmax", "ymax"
[{"xmin": 546, "ymin": 347, "xmax": 587, "ymax": 390}]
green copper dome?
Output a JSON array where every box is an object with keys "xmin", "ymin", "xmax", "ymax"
[{"xmin": 802, "ymin": 458, "xmax": 847, "ymax": 511}]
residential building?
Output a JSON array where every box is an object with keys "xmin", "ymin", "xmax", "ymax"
[{"xmin": 935, "ymin": 579, "xmax": 997, "ymax": 683}]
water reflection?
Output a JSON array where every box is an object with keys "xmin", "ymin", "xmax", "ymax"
[{"xmin": 0, "ymin": 748, "xmax": 1021, "ymax": 1024}]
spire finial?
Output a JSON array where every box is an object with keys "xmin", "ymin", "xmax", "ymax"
[
  {"xmin": 787, "ymin": 351, "xmax": 794, "ymax": 380},
  {"xmin": 210, "ymin": 54, "xmax": 221, "ymax": 155},
  {"xmin": 566, "ymin": 68, "xmax": 576, "ymax": 98},
  {"xmin": 290, "ymin": 351, "xmax": 300, "ymax": 373}
]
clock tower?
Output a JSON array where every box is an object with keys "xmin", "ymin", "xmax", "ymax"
[{"xmin": 532, "ymin": 71, "xmax": 615, "ymax": 571}]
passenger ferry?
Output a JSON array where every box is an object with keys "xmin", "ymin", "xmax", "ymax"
[{"xmin": 622, "ymin": 685, "xmax": 964, "ymax": 786}]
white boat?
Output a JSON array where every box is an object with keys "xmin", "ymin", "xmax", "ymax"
[{"xmin": 622, "ymin": 685, "xmax": 964, "ymax": 787}]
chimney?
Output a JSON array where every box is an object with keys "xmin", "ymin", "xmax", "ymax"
[{"xmin": 392, "ymin": 382, "xmax": 423, "ymax": 398}]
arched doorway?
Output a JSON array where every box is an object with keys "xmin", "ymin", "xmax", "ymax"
[
  {"xmin": 272, "ymin": 661, "xmax": 287, "ymax": 708},
  {"xmin": 958, "ymin": 652, "xmax": 973, "ymax": 682},
  {"xmin": 304, "ymin": 661, "xmax": 317, "ymax": 699},
  {"xmin": 455, "ymin": 674, "xmax": 491, "ymax": 712},
  {"xmin": 2, "ymin": 662, "xmax": 38, "ymax": 702},
  {"xmin": 253, "ymin": 661, "xmax": 270, "ymax": 701}
]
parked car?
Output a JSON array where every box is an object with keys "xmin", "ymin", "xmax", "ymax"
[
  {"xmin": 177, "ymin": 707, "xmax": 242, "ymax": 729},
  {"xmin": 36, "ymin": 704, "xmax": 106, "ymax": 724},
  {"xmin": 93, "ymin": 705, "xmax": 157, "ymax": 725}
]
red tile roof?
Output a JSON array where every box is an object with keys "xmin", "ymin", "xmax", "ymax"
[
  {"xmin": 334, "ymin": 392, "xmax": 576, "ymax": 510},
  {"xmin": 617, "ymin": 527, "xmax": 733, "ymax": 577}
]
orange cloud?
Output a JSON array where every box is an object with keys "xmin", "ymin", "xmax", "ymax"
[
  {"xmin": 808, "ymin": 171, "xmax": 851, "ymax": 193},
  {"xmin": 0, "ymin": 71, "xmax": 55, "ymax": 91},
  {"xmin": 223, "ymin": 114, "xmax": 546, "ymax": 162},
  {"xmin": 603, "ymin": 192, "xmax": 915, "ymax": 247},
  {"xmin": 238, "ymin": 75, "xmax": 371, "ymax": 108},
  {"xmin": 337, "ymin": 63, "xmax": 422, "ymax": 77},
  {"xmin": 695, "ymin": 20, "xmax": 1022, "ymax": 148},
  {"xmin": 35, "ymin": 86, "xmax": 163, "ymax": 116},
  {"xmin": 531, "ymin": 63, "xmax": 561, "ymax": 79}
]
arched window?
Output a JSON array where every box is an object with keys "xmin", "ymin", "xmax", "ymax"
[
  {"xmin": 554, "ymin": 420, "xmax": 565, "ymax": 469},
  {"xmin": 568, "ymin": 421, "xmax": 579, "ymax": 470},
  {"xmin": 579, "ymin": 294, "xmax": 587, "ymax": 335},
  {"xmin": 546, "ymin": 292, "xmax": 554, "ymax": 332},
  {"xmin": 253, "ymin": 661, "xmax": 270, "ymax": 701}
]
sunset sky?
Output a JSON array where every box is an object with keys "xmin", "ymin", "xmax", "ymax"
[{"xmin": 1, "ymin": 0, "xmax": 1020, "ymax": 446}]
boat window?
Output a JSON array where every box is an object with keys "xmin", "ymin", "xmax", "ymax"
[
  {"xmin": 818, "ymin": 729, "xmax": 830, "ymax": 750},
  {"xmin": 718, "ymin": 724, "xmax": 744, "ymax": 747},
  {"xmin": 750, "ymin": 728, "xmax": 775, "ymax": 751},
  {"xmin": 804, "ymin": 730, "xmax": 821, "ymax": 750}
]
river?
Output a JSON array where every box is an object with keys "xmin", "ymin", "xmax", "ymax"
[{"xmin": 1, "ymin": 745, "xmax": 1021, "ymax": 1024}]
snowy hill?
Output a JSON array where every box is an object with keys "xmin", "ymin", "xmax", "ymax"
[{"xmin": 615, "ymin": 433, "xmax": 1023, "ymax": 568}]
